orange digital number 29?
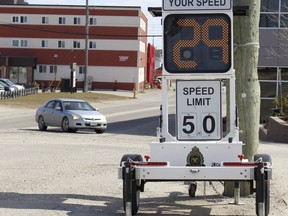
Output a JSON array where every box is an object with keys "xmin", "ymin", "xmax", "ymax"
[{"xmin": 173, "ymin": 18, "xmax": 229, "ymax": 69}]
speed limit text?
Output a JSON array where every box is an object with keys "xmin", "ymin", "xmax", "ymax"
[
  {"xmin": 183, "ymin": 86, "xmax": 214, "ymax": 106},
  {"xmin": 183, "ymin": 87, "xmax": 214, "ymax": 95}
]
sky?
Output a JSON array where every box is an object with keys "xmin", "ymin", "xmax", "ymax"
[{"xmin": 27, "ymin": 0, "xmax": 163, "ymax": 49}]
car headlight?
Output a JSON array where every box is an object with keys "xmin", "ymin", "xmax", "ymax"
[{"xmin": 72, "ymin": 114, "xmax": 81, "ymax": 120}]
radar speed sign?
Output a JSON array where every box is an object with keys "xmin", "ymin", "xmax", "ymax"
[
  {"xmin": 164, "ymin": 13, "xmax": 232, "ymax": 74},
  {"xmin": 176, "ymin": 80, "xmax": 222, "ymax": 140}
]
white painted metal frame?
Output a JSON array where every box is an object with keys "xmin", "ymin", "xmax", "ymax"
[
  {"xmin": 158, "ymin": 74, "xmax": 239, "ymax": 143},
  {"xmin": 136, "ymin": 166, "xmax": 254, "ymax": 181},
  {"xmin": 142, "ymin": 73, "xmax": 249, "ymax": 181}
]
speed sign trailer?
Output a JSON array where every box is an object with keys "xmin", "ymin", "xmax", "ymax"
[{"xmin": 119, "ymin": 1, "xmax": 272, "ymax": 216}]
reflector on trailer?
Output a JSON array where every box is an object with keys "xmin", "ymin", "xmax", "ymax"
[{"xmin": 131, "ymin": 161, "xmax": 168, "ymax": 166}]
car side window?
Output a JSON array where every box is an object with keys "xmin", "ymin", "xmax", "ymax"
[
  {"xmin": 54, "ymin": 101, "xmax": 62, "ymax": 111},
  {"xmin": 46, "ymin": 101, "xmax": 55, "ymax": 109}
]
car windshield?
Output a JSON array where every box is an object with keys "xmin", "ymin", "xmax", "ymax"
[
  {"xmin": 0, "ymin": 80, "xmax": 8, "ymax": 86},
  {"xmin": 64, "ymin": 101, "xmax": 95, "ymax": 111},
  {"xmin": 5, "ymin": 80, "xmax": 15, "ymax": 85}
]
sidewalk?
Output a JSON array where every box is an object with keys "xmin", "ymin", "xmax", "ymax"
[{"xmin": 93, "ymin": 88, "xmax": 163, "ymax": 98}]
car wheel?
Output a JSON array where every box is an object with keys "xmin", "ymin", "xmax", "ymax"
[
  {"xmin": 95, "ymin": 129, "xmax": 105, "ymax": 134},
  {"xmin": 38, "ymin": 116, "xmax": 47, "ymax": 131},
  {"xmin": 61, "ymin": 117, "xmax": 71, "ymax": 132}
]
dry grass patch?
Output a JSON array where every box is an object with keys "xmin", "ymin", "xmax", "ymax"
[{"xmin": 0, "ymin": 92, "xmax": 131, "ymax": 109}]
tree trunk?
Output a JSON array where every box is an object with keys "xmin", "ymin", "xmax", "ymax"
[{"xmin": 224, "ymin": 0, "xmax": 261, "ymax": 196}]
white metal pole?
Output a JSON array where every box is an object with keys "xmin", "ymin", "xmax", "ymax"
[{"xmin": 83, "ymin": 0, "xmax": 89, "ymax": 92}]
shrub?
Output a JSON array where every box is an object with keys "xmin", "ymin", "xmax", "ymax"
[{"xmin": 274, "ymin": 96, "xmax": 288, "ymax": 120}]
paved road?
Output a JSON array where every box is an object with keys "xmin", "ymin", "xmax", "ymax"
[{"xmin": 0, "ymin": 89, "xmax": 287, "ymax": 216}]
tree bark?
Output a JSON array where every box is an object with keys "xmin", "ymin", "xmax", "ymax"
[{"xmin": 224, "ymin": 0, "xmax": 261, "ymax": 196}]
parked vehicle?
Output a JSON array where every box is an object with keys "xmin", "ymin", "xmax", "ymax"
[
  {"xmin": 0, "ymin": 83, "xmax": 4, "ymax": 94},
  {"xmin": 0, "ymin": 78, "xmax": 25, "ymax": 90},
  {"xmin": 35, "ymin": 98, "xmax": 107, "ymax": 134},
  {"xmin": 0, "ymin": 82, "xmax": 17, "ymax": 92}
]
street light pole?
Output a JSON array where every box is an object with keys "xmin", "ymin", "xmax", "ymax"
[
  {"xmin": 53, "ymin": 54, "xmax": 58, "ymax": 81},
  {"xmin": 83, "ymin": 0, "xmax": 89, "ymax": 92}
]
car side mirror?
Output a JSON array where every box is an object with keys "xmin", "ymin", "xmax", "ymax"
[{"xmin": 55, "ymin": 106, "xmax": 62, "ymax": 111}]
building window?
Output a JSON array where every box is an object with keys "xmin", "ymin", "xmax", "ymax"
[
  {"xmin": 89, "ymin": 17, "xmax": 97, "ymax": 25},
  {"xmin": 39, "ymin": 65, "xmax": 47, "ymax": 73},
  {"xmin": 261, "ymin": 0, "xmax": 279, "ymax": 12},
  {"xmin": 89, "ymin": 41, "xmax": 96, "ymax": 49},
  {"xmin": 259, "ymin": 0, "xmax": 288, "ymax": 28},
  {"xmin": 59, "ymin": 17, "xmax": 66, "ymax": 24},
  {"xmin": 12, "ymin": 16, "xmax": 27, "ymax": 23},
  {"xmin": 73, "ymin": 41, "xmax": 81, "ymax": 49},
  {"xmin": 281, "ymin": 0, "xmax": 288, "ymax": 12},
  {"xmin": 260, "ymin": 14, "xmax": 279, "ymax": 27},
  {"xmin": 41, "ymin": 40, "xmax": 48, "ymax": 48},
  {"xmin": 58, "ymin": 41, "xmax": 65, "ymax": 48},
  {"xmin": 74, "ymin": 17, "xmax": 81, "ymax": 25},
  {"xmin": 12, "ymin": 40, "xmax": 27, "ymax": 47},
  {"xmin": 12, "ymin": 40, "xmax": 19, "ymax": 47},
  {"xmin": 20, "ymin": 16, "xmax": 27, "ymax": 23},
  {"xmin": 42, "ymin": 17, "xmax": 49, "ymax": 24},
  {"xmin": 79, "ymin": 66, "xmax": 85, "ymax": 74},
  {"xmin": 12, "ymin": 16, "xmax": 19, "ymax": 23},
  {"xmin": 20, "ymin": 40, "xmax": 27, "ymax": 47},
  {"xmin": 281, "ymin": 14, "xmax": 288, "ymax": 27},
  {"xmin": 9, "ymin": 66, "xmax": 27, "ymax": 84},
  {"xmin": 50, "ymin": 65, "xmax": 57, "ymax": 73}
]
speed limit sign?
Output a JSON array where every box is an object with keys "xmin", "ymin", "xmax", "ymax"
[{"xmin": 176, "ymin": 80, "xmax": 222, "ymax": 140}]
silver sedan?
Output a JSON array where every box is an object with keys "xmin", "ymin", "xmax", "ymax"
[{"xmin": 35, "ymin": 98, "xmax": 107, "ymax": 133}]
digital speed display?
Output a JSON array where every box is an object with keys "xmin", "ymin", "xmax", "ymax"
[{"xmin": 164, "ymin": 14, "xmax": 231, "ymax": 73}]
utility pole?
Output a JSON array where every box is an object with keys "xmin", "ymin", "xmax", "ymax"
[
  {"xmin": 224, "ymin": 0, "xmax": 261, "ymax": 197},
  {"xmin": 83, "ymin": 0, "xmax": 89, "ymax": 92},
  {"xmin": 234, "ymin": 0, "xmax": 260, "ymax": 164}
]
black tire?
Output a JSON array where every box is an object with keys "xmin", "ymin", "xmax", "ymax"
[
  {"xmin": 254, "ymin": 154, "xmax": 271, "ymax": 216},
  {"xmin": 254, "ymin": 154, "xmax": 272, "ymax": 164},
  {"xmin": 61, "ymin": 117, "xmax": 71, "ymax": 132},
  {"xmin": 120, "ymin": 154, "xmax": 143, "ymax": 166},
  {"xmin": 95, "ymin": 129, "xmax": 105, "ymax": 134},
  {"xmin": 121, "ymin": 154, "xmax": 143, "ymax": 215},
  {"xmin": 38, "ymin": 116, "xmax": 47, "ymax": 131},
  {"xmin": 188, "ymin": 182, "xmax": 197, "ymax": 197}
]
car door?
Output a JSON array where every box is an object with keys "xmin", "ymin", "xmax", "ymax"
[
  {"xmin": 51, "ymin": 101, "xmax": 64, "ymax": 126},
  {"xmin": 41, "ymin": 100, "xmax": 56, "ymax": 125}
]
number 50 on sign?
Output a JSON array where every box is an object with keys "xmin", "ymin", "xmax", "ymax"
[{"xmin": 176, "ymin": 80, "xmax": 222, "ymax": 140}]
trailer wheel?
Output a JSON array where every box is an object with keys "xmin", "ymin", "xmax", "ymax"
[
  {"xmin": 188, "ymin": 182, "xmax": 197, "ymax": 197},
  {"xmin": 254, "ymin": 154, "xmax": 271, "ymax": 216},
  {"xmin": 120, "ymin": 154, "xmax": 143, "ymax": 166},
  {"xmin": 120, "ymin": 154, "xmax": 143, "ymax": 215}
]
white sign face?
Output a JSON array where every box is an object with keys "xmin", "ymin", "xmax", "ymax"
[
  {"xmin": 163, "ymin": 0, "xmax": 231, "ymax": 11},
  {"xmin": 176, "ymin": 80, "xmax": 222, "ymax": 140}
]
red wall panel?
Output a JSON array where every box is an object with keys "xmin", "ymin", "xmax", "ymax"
[
  {"xmin": 0, "ymin": 25, "xmax": 139, "ymax": 40},
  {"xmin": 0, "ymin": 48, "xmax": 138, "ymax": 67},
  {"xmin": 147, "ymin": 44, "xmax": 155, "ymax": 84},
  {"xmin": 0, "ymin": 7, "xmax": 139, "ymax": 16}
]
